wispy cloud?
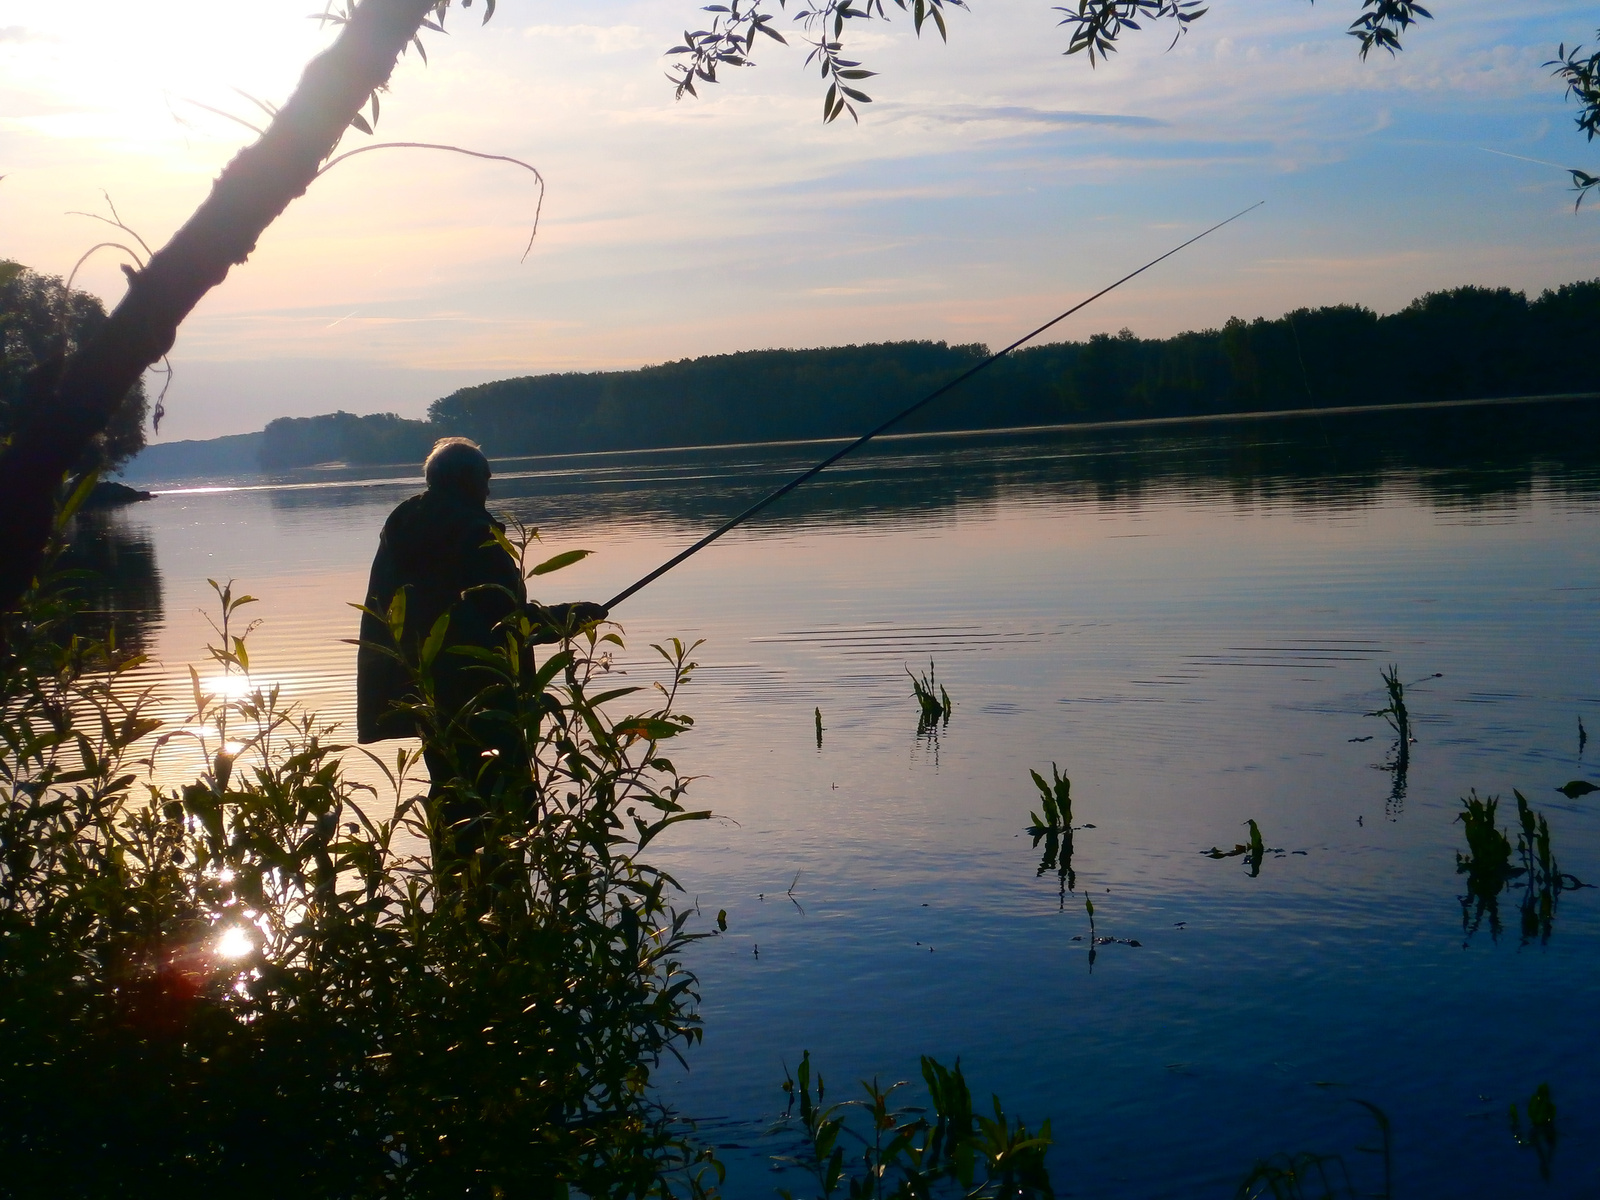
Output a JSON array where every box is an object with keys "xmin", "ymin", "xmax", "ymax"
[{"xmin": 884, "ymin": 103, "xmax": 1167, "ymax": 129}]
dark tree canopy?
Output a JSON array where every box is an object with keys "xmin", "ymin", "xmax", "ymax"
[
  {"xmin": 0, "ymin": 262, "xmax": 148, "ymax": 476},
  {"xmin": 197, "ymin": 279, "xmax": 1600, "ymax": 473}
]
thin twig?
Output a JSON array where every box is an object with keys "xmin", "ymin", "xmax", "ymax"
[
  {"xmin": 64, "ymin": 243, "xmax": 145, "ymax": 296},
  {"xmin": 314, "ymin": 141, "xmax": 546, "ymax": 260}
]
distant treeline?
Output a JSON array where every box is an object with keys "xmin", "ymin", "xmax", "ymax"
[
  {"xmin": 249, "ymin": 281, "xmax": 1600, "ymax": 470},
  {"xmin": 259, "ymin": 411, "xmax": 436, "ymax": 471}
]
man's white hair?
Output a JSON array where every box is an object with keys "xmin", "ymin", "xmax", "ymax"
[{"xmin": 424, "ymin": 437, "xmax": 490, "ymax": 492}]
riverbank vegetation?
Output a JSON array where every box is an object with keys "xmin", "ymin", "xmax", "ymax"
[
  {"xmin": 224, "ymin": 279, "xmax": 1600, "ymax": 472},
  {"xmin": 0, "ymin": 261, "xmax": 149, "ymax": 476},
  {"xmin": 0, "ymin": 508, "xmax": 719, "ymax": 1196}
]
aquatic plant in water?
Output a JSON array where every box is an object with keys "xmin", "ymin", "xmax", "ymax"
[
  {"xmin": 1365, "ymin": 665, "xmax": 1419, "ymax": 818},
  {"xmin": 1204, "ymin": 819, "xmax": 1276, "ymax": 877},
  {"xmin": 1366, "ymin": 664, "xmax": 1411, "ymax": 753},
  {"xmin": 1456, "ymin": 789, "xmax": 1589, "ymax": 946},
  {"xmin": 1026, "ymin": 764, "xmax": 1079, "ymax": 905},
  {"xmin": 908, "ymin": 660, "xmax": 953, "ymax": 732},
  {"xmin": 1026, "ymin": 763, "xmax": 1071, "ymax": 833},
  {"xmin": 1235, "ymin": 1101, "xmax": 1391, "ymax": 1200},
  {"xmin": 773, "ymin": 1051, "xmax": 1053, "ymax": 1199},
  {"xmin": 1509, "ymin": 1082, "xmax": 1558, "ymax": 1182},
  {"xmin": 0, "ymin": 536, "xmax": 718, "ymax": 1195}
]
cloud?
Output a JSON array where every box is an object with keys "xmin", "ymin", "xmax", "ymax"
[
  {"xmin": 0, "ymin": 26, "xmax": 37, "ymax": 42},
  {"xmin": 885, "ymin": 103, "xmax": 1167, "ymax": 129},
  {"xmin": 521, "ymin": 23, "xmax": 651, "ymax": 54}
]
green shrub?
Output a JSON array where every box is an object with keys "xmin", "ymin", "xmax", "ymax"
[{"xmin": 0, "ymin": 526, "xmax": 717, "ymax": 1197}]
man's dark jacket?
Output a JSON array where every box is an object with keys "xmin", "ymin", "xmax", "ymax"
[{"xmin": 356, "ymin": 489, "xmax": 523, "ymax": 744}]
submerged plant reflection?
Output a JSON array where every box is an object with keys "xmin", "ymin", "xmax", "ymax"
[{"xmin": 1456, "ymin": 789, "xmax": 1590, "ymax": 946}]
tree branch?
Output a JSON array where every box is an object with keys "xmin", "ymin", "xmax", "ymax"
[{"xmin": 0, "ymin": 0, "xmax": 441, "ymax": 613}]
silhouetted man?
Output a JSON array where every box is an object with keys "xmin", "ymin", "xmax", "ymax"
[{"xmin": 356, "ymin": 437, "xmax": 605, "ymax": 854}]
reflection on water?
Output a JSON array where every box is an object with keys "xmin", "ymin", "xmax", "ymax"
[
  {"xmin": 130, "ymin": 395, "xmax": 1600, "ymax": 537},
  {"xmin": 59, "ymin": 510, "xmax": 164, "ymax": 656},
  {"xmin": 76, "ymin": 398, "xmax": 1600, "ymax": 1197}
]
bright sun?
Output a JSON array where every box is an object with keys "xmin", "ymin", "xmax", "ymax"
[{"xmin": 214, "ymin": 925, "xmax": 255, "ymax": 960}]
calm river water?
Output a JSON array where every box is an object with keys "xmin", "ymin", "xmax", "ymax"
[{"xmin": 83, "ymin": 399, "xmax": 1600, "ymax": 1196}]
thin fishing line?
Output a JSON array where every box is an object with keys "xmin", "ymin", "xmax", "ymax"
[{"xmin": 604, "ymin": 200, "xmax": 1265, "ymax": 611}]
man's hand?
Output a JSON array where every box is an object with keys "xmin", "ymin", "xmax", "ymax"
[
  {"xmin": 568, "ymin": 601, "xmax": 610, "ymax": 626},
  {"xmin": 528, "ymin": 600, "xmax": 610, "ymax": 643}
]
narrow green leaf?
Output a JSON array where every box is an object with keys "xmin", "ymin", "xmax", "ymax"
[
  {"xmin": 387, "ymin": 587, "xmax": 407, "ymax": 643},
  {"xmin": 57, "ymin": 471, "xmax": 100, "ymax": 527},
  {"xmin": 420, "ymin": 613, "xmax": 449, "ymax": 667},
  {"xmin": 529, "ymin": 548, "xmax": 592, "ymax": 577},
  {"xmin": 615, "ymin": 717, "xmax": 686, "ymax": 741}
]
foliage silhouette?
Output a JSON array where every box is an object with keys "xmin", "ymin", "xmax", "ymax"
[
  {"xmin": 1027, "ymin": 765, "xmax": 1078, "ymax": 907},
  {"xmin": 1455, "ymin": 789, "xmax": 1590, "ymax": 947},
  {"xmin": 0, "ymin": 520, "xmax": 720, "ymax": 1195},
  {"xmin": 1204, "ymin": 818, "xmax": 1276, "ymax": 877},
  {"xmin": 909, "ymin": 660, "xmax": 953, "ymax": 733},
  {"xmin": 1509, "ymin": 1082, "xmax": 1559, "ymax": 1182},
  {"xmin": 1235, "ymin": 1100, "xmax": 1391, "ymax": 1200},
  {"xmin": 363, "ymin": 284, "xmax": 1600, "ymax": 471},
  {"xmin": 1366, "ymin": 665, "xmax": 1416, "ymax": 818},
  {"xmin": 772, "ymin": 1050, "xmax": 1054, "ymax": 1198},
  {"xmin": 0, "ymin": 261, "xmax": 148, "ymax": 475}
]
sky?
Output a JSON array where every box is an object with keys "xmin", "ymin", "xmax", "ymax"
[{"xmin": 2, "ymin": 0, "xmax": 1598, "ymax": 441}]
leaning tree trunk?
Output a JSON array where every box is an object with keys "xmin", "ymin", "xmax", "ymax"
[{"xmin": 0, "ymin": 0, "xmax": 437, "ymax": 613}]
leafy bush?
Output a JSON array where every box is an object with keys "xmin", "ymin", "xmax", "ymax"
[
  {"xmin": 0, "ymin": 261, "xmax": 149, "ymax": 474},
  {"xmin": 0, "ymin": 511, "xmax": 717, "ymax": 1197}
]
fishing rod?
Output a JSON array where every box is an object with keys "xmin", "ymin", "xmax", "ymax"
[{"xmin": 603, "ymin": 200, "xmax": 1264, "ymax": 611}]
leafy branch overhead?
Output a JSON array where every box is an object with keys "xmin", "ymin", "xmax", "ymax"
[
  {"xmin": 663, "ymin": 0, "xmax": 1443, "ymax": 122},
  {"xmin": 660, "ymin": 1, "xmax": 1595, "ymax": 216},
  {"xmin": 1054, "ymin": 0, "xmax": 1211, "ymax": 66},
  {"xmin": 666, "ymin": 0, "xmax": 969, "ymax": 124},
  {"xmin": 1548, "ymin": 31, "xmax": 1600, "ymax": 207}
]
